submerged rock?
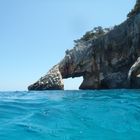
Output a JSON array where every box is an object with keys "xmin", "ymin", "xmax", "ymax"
[{"xmin": 28, "ymin": 1, "xmax": 140, "ymax": 90}]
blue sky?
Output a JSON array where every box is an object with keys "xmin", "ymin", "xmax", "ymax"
[{"xmin": 0, "ymin": 0, "xmax": 135, "ymax": 90}]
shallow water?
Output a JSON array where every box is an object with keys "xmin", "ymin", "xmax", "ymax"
[{"xmin": 0, "ymin": 90, "xmax": 140, "ymax": 140}]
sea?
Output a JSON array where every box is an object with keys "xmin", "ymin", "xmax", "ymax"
[{"xmin": 0, "ymin": 90, "xmax": 140, "ymax": 140}]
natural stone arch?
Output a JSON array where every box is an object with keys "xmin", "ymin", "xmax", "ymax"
[{"xmin": 28, "ymin": 1, "xmax": 140, "ymax": 90}]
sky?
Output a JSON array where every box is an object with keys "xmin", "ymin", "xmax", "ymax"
[{"xmin": 0, "ymin": 0, "xmax": 136, "ymax": 91}]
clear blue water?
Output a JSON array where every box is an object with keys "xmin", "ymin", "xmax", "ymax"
[{"xmin": 0, "ymin": 90, "xmax": 140, "ymax": 140}]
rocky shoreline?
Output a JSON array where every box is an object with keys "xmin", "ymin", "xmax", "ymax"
[{"xmin": 28, "ymin": 0, "xmax": 140, "ymax": 90}]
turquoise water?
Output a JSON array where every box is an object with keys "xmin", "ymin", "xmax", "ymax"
[{"xmin": 0, "ymin": 90, "xmax": 140, "ymax": 140}]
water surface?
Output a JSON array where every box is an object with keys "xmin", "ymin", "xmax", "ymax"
[{"xmin": 0, "ymin": 90, "xmax": 140, "ymax": 140}]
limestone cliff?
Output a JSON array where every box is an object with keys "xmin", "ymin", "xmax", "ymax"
[{"xmin": 28, "ymin": 0, "xmax": 140, "ymax": 90}]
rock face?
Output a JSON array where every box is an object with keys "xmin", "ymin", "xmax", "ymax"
[
  {"xmin": 28, "ymin": 1, "xmax": 140, "ymax": 90},
  {"xmin": 128, "ymin": 57, "xmax": 140, "ymax": 88},
  {"xmin": 127, "ymin": 0, "xmax": 140, "ymax": 17},
  {"xmin": 28, "ymin": 65, "xmax": 64, "ymax": 90}
]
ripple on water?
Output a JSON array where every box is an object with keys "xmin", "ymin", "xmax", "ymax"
[{"xmin": 0, "ymin": 90, "xmax": 140, "ymax": 140}]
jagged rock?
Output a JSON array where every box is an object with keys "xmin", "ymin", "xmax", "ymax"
[
  {"xmin": 28, "ymin": 65, "xmax": 64, "ymax": 90},
  {"xmin": 28, "ymin": 1, "xmax": 140, "ymax": 90}
]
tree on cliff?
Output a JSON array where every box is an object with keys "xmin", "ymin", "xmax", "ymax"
[
  {"xmin": 74, "ymin": 26, "xmax": 112, "ymax": 43},
  {"xmin": 127, "ymin": 0, "xmax": 140, "ymax": 17}
]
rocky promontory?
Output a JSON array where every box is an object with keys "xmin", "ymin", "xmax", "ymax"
[{"xmin": 28, "ymin": 0, "xmax": 140, "ymax": 90}]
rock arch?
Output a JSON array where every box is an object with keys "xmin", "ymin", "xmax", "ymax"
[{"xmin": 28, "ymin": 1, "xmax": 140, "ymax": 90}]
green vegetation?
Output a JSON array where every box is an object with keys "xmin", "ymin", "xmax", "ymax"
[
  {"xmin": 74, "ymin": 26, "xmax": 112, "ymax": 43},
  {"xmin": 127, "ymin": 0, "xmax": 140, "ymax": 18}
]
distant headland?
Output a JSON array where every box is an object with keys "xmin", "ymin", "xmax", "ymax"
[{"xmin": 28, "ymin": 0, "xmax": 140, "ymax": 90}]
